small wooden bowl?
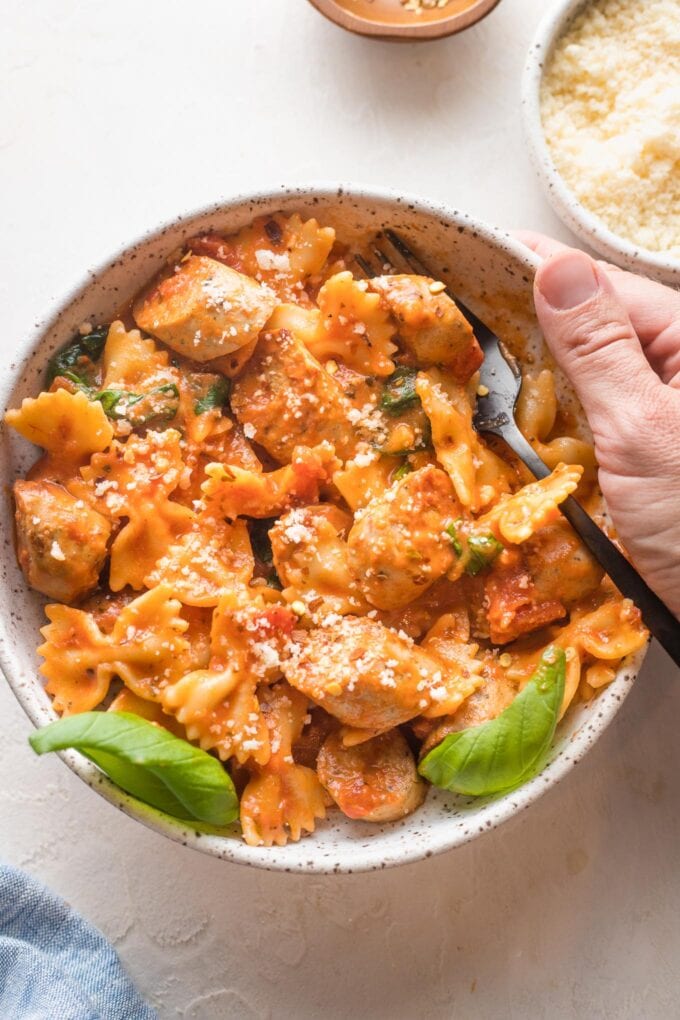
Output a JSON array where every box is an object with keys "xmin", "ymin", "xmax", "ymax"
[{"xmin": 307, "ymin": 0, "xmax": 502, "ymax": 41}]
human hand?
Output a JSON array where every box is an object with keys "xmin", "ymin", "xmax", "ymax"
[{"xmin": 514, "ymin": 232, "xmax": 680, "ymax": 619}]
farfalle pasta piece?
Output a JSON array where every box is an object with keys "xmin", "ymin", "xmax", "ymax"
[
  {"xmin": 5, "ymin": 389, "xmax": 113, "ymax": 461},
  {"xmin": 108, "ymin": 688, "xmax": 187, "ymax": 738},
  {"xmin": 332, "ymin": 453, "xmax": 396, "ymax": 511},
  {"xmin": 80, "ymin": 428, "xmax": 194, "ymax": 589},
  {"xmin": 187, "ymin": 213, "xmax": 335, "ymax": 303},
  {"xmin": 476, "ymin": 463, "xmax": 583, "ymax": 545},
  {"xmin": 558, "ymin": 594, "xmax": 648, "ymax": 662},
  {"xmin": 240, "ymin": 683, "xmax": 327, "ymax": 846},
  {"xmin": 145, "ymin": 514, "xmax": 254, "ymax": 606},
  {"xmin": 102, "ymin": 320, "xmax": 176, "ymax": 390},
  {"xmin": 416, "ymin": 368, "xmax": 512, "ymax": 512},
  {"xmin": 309, "ymin": 272, "xmax": 397, "ymax": 377},
  {"xmin": 419, "ymin": 613, "xmax": 487, "ymax": 719},
  {"xmin": 270, "ymin": 504, "xmax": 368, "ymax": 616},
  {"xmin": 266, "ymin": 303, "xmax": 320, "ymax": 348},
  {"xmin": 202, "ymin": 442, "xmax": 339, "ymax": 520},
  {"xmin": 38, "ymin": 585, "xmax": 189, "ymax": 715},
  {"xmin": 160, "ymin": 593, "xmax": 297, "ymax": 765}
]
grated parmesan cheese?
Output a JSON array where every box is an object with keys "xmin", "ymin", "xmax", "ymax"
[{"xmin": 541, "ymin": 0, "xmax": 680, "ymax": 258}]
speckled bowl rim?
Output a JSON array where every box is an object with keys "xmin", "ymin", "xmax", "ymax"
[
  {"xmin": 521, "ymin": 0, "xmax": 680, "ymax": 287},
  {"xmin": 0, "ymin": 182, "xmax": 648, "ymax": 873}
]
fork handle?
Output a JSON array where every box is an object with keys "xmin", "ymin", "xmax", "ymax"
[{"xmin": 502, "ymin": 424, "xmax": 680, "ymax": 668}]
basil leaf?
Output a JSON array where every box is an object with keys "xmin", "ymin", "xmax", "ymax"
[
  {"xmin": 95, "ymin": 383, "xmax": 179, "ymax": 424},
  {"xmin": 96, "ymin": 388, "xmax": 144, "ymax": 417},
  {"xmin": 445, "ymin": 520, "xmax": 463, "ymax": 558},
  {"xmin": 29, "ymin": 712, "xmax": 238, "ymax": 825},
  {"xmin": 248, "ymin": 518, "xmax": 276, "ymax": 564},
  {"xmin": 394, "ymin": 460, "xmax": 413, "ymax": 481},
  {"xmin": 380, "ymin": 367, "xmax": 419, "ymax": 415},
  {"xmin": 419, "ymin": 647, "xmax": 566, "ymax": 796},
  {"xmin": 194, "ymin": 377, "xmax": 231, "ymax": 415},
  {"xmin": 46, "ymin": 325, "xmax": 109, "ymax": 386},
  {"xmin": 467, "ymin": 534, "xmax": 504, "ymax": 575},
  {"xmin": 446, "ymin": 521, "xmax": 503, "ymax": 575}
]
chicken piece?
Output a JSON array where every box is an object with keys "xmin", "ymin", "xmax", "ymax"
[
  {"xmin": 317, "ymin": 729, "xmax": 426, "ymax": 822},
  {"xmin": 14, "ymin": 480, "xmax": 111, "ymax": 602},
  {"xmin": 420, "ymin": 658, "xmax": 517, "ymax": 756},
  {"xmin": 283, "ymin": 615, "xmax": 457, "ymax": 730},
  {"xmin": 347, "ymin": 465, "xmax": 460, "ymax": 611},
  {"xmin": 230, "ymin": 328, "xmax": 356, "ymax": 462},
  {"xmin": 133, "ymin": 255, "xmax": 277, "ymax": 362},
  {"xmin": 523, "ymin": 519, "xmax": 604, "ymax": 608},
  {"xmin": 368, "ymin": 275, "xmax": 483, "ymax": 383}
]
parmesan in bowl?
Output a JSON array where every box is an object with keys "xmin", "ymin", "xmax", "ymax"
[{"xmin": 523, "ymin": 0, "xmax": 680, "ymax": 285}]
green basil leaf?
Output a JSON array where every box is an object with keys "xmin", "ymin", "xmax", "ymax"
[
  {"xmin": 194, "ymin": 377, "xmax": 231, "ymax": 415},
  {"xmin": 419, "ymin": 647, "xmax": 566, "ymax": 796},
  {"xmin": 446, "ymin": 521, "xmax": 503, "ymax": 575},
  {"xmin": 445, "ymin": 520, "xmax": 464, "ymax": 558},
  {"xmin": 95, "ymin": 388, "xmax": 142, "ymax": 416},
  {"xmin": 46, "ymin": 325, "xmax": 109, "ymax": 386},
  {"xmin": 393, "ymin": 460, "xmax": 413, "ymax": 481},
  {"xmin": 248, "ymin": 518, "xmax": 276, "ymax": 564},
  {"xmin": 94, "ymin": 383, "xmax": 179, "ymax": 424},
  {"xmin": 29, "ymin": 712, "xmax": 238, "ymax": 825},
  {"xmin": 380, "ymin": 367, "xmax": 419, "ymax": 415},
  {"xmin": 466, "ymin": 533, "xmax": 504, "ymax": 575}
]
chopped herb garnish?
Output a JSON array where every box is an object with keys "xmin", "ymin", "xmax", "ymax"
[
  {"xmin": 95, "ymin": 383, "xmax": 179, "ymax": 425},
  {"xmin": 446, "ymin": 521, "xmax": 503, "ymax": 575},
  {"xmin": 194, "ymin": 377, "xmax": 231, "ymax": 415},
  {"xmin": 46, "ymin": 325, "xmax": 109, "ymax": 386},
  {"xmin": 248, "ymin": 518, "xmax": 277, "ymax": 564},
  {"xmin": 380, "ymin": 367, "xmax": 419, "ymax": 415},
  {"xmin": 394, "ymin": 461, "xmax": 413, "ymax": 481},
  {"xmin": 445, "ymin": 520, "xmax": 464, "ymax": 558}
]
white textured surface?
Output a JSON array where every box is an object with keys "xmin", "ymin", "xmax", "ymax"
[{"xmin": 1, "ymin": 1, "xmax": 679, "ymax": 1016}]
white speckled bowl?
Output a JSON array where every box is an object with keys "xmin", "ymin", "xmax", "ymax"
[
  {"xmin": 0, "ymin": 184, "xmax": 647, "ymax": 873},
  {"xmin": 522, "ymin": 0, "xmax": 680, "ymax": 287}
]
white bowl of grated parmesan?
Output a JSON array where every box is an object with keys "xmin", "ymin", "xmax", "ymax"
[{"xmin": 522, "ymin": 0, "xmax": 680, "ymax": 286}]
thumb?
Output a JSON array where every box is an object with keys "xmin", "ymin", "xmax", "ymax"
[{"xmin": 533, "ymin": 249, "xmax": 661, "ymax": 440}]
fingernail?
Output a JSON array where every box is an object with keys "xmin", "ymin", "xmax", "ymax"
[{"xmin": 537, "ymin": 251, "xmax": 600, "ymax": 310}]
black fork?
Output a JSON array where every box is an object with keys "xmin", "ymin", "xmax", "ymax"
[{"xmin": 354, "ymin": 228, "xmax": 680, "ymax": 668}]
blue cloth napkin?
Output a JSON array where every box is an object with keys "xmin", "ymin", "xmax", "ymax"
[{"xmin": 0, "ymin": 863, "xmax": 156, "ymax": 1019}]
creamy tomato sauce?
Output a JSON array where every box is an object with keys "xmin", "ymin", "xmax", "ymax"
[{"xmin": 334, "ymin": 0, "xmax": 479, "ymax": 27}]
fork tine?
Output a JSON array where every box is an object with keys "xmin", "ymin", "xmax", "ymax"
[
  {"xmin": 353, "ymin": 253, "xmax": 376, "ymax": 278},
  {"xmin": 383, "ymin": 229, "xmax": 430, "ymax": 277}
]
